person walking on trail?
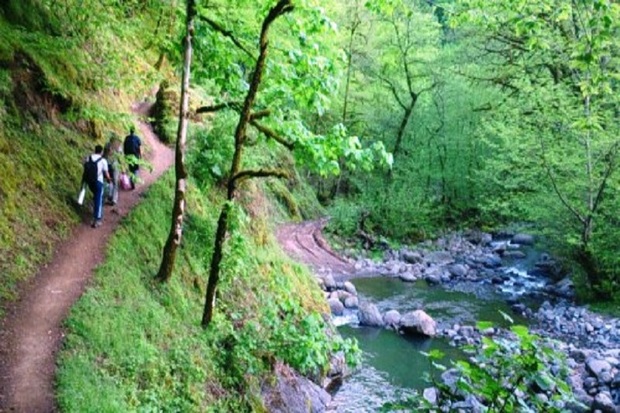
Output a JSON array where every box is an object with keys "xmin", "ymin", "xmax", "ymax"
[
  {"xmin": 104, "ymin": 136, "xmax": 122, "ymax": 206},
  {"xmin": 123, "ymin": 125, "xmax": 142, "ymax": 190},
  {"xmin": 84, "ymin": 144, "xmax": 111, "ymax": 228}
]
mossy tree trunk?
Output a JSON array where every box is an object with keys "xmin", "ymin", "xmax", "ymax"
[
  {"xmin": 156, "ymin": 0, "xmax": 196, "ymax": 282},
  {"xmin": 201, "ymin": 0, "xmax": 294, "ymax": 327}
]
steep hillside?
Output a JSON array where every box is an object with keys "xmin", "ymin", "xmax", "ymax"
[
  {"xmin": 0, "ymin": 2, "xmax": 355, "ymax": 411},
  {"xmin": 0, "ymin": 1, "xmax": 165, "ymax": 306}
]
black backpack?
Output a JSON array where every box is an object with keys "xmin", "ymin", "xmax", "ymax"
[{"xmin": 83, "ymin": 155, "xmax": 102, "ymax": 191}]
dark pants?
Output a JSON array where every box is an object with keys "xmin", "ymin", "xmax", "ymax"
[{"xmin": 128, "ymin": 164, "xmax": 139, "ymax": 189}]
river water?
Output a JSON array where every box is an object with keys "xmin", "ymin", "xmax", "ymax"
[{"xmin": 330, "ymin": 276, "xmax": 530, "ymax": 412}]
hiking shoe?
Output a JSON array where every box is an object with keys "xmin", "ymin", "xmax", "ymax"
[{"xmin": 91, "ymin": 220, "xmax": 102, "ymax": 228}]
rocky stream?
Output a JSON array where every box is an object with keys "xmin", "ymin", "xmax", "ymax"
[{"xmin": 315, "ymin": 231, "xmax": 620, "ymax": 413}]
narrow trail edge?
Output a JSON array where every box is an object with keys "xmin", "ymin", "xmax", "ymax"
[{"xmin": 0, "ymin": 101, "xmax": 174, "ymax": 413}]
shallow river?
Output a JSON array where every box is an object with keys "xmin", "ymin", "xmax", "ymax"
[{"xmin": 330, "ymin": 277, "xmax": 529, "ymax": 412}]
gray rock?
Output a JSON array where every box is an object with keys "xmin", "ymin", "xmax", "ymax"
[
  {"xmin": 459, "ymin": 325, "xmax": 475, "ymax": 337},
  {"xmin": 571, "ymin": 349, "xmax": 594, "ymax": 363},
  {"xmin": 358, "ymin": 302, "xmax": 384, "ymax": 327},
  {"xmin": 399, "ymin": 271, "xmax": 417, "ymax": 282},
  {"xmin": 426, "ymin": 251, "xmax": 454, "ymax": 265},
  {"xmin": 599, "ymin": 371, "xmax": 613, "ymax": 385},
  {"xmin": 466, "ymin": 231, "xmax": 492, "ymax": 246},
  {"xmin": 402, "ymin": 250, "xmax": 423, "ymax": 264},
  {"xmin": 400, "ymin": 310, "xmax": 437, "ymax": 337},
  {"xmin": 343, "ymin": 296, "xmax": 358, "ymax": 309},
  {"xmin": 482, "ymin": 254, "xmax": 502, "ymax": 268},
  {"xmin": 448, "ymin": 264, "xmax": 468, "ymax": 278},
  {"xmin": 512, "ymin": 233, "xmax": 535, "ymax": 245},
  {"xmin": 593, "ymin": 391, "xmax": 615, "ymax": 412},
  {"xmin": 423, "ymin": 387, "xmax": 438, "ymax": 405},
  {"xmin": 324, "ymin": 351, "xmax": 346, "ymax": 390},
  {"xmin": 441, "ymin": 368, "xmax": 461, "ymax": 393},
  {"xmin": 565, "ymin": 392, "xmax": 591, "ymax": 413},
  {"xmin": 383, "ymin": 310, "xmax": 401, "ymax": 328},
  {"xmin": 328, "ymin": 297, "xmax": 344, "ymax": 316},
  {"xmin": 343, "ymin": 281, "xmax": 357, "ymax": 295},
  {"xmin": 261, "ymin": 361, "xmax": 331, "ymax": 413},
  {"xmin": 587, "ymin": 357, "xmax": 612, "ymax": 379},
  {"xmin": 583, "ymin": 376, "xmax": 598, "ymax": 390},
  {"xmin": 323, "ymin": 274, "xmax": 336, "ymax": 291},
  {"xmin": 335, "ymin": 290, "xmax": 351, "ymax": 302},
  {"xmin": 424, "ymin": 267, "xmax": 442, "ymax": 285},
  {"xmin": 503, "ymin": 250, "xmax": 527, "ymax": 259}
]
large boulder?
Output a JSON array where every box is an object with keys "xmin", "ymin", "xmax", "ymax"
[
  {"xmin": 324, "ymin": 274, "xmax": 337, "ymax": 290},
  {"xmin": 343, "ymin": 281, "xmax": 357, "ymax": 295},
  {"xmin": 448, "ymin": 264, "xmax": 468, "ymax": 278},
  {"xmin": 383, "ymin": 310, "xmax": 401, "ymax": 329},
  {"xmin": 328, "ymin": 297, "xmax": 344, "ymax": 316},
  {"xmin": 593, "ymin": 392, "xmax": 615, "ymax": 413},
  {"xmin": 465, "ymin": 231, "xmax": 493, "ymax": 246},
  {"xmin": 261, "ymin": 361, "xmax": 331, "ymax": 413},
  {"xmin": 343, "ymin": 295, "xmax": 359, "ymax": 309},
  {"xmin": 424, "ymin": 267, "xmax": 443, "ymax": 285},
  {"xmin": 358, "ymin": 302, "xmax": 384, "ymax": 327},
  {"xmin": 586, "ymin": 357, "xmax": 612, "ymax": 380},
  {"xmin": 399, "ymin": 271, "xmax": 418, "ymax": 282},
  {"xmin": 400, "ymin": 310, "xmax": 437, "ymax": 337},
  {"xmin": 401, "ymin": 250, "xmax": 423, "ymax": 264}
]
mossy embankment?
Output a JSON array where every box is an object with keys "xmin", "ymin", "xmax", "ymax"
[
  {"xmin": 0, "ymin": 2, "xmax": 163, "ymax": 306},
  {"xmin": 56, "ymin": 171, "xmax": 354, "ymax": 412}
]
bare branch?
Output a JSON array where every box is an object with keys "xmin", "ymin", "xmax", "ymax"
[
  {"xmin": 250, "ymin": 109, "xmax": 271, "ymax": 121},
  {"xmin": 198, "ymin": 15, "xmax": 256, "ymax": 61},
  {"xmin": 250, "ymin": 120, "xmax": 295, "ymax": 150},
  {"xmin": 231, "ymin": 168, "xmax": 290, "ymax": 184},
  {"xmin": 539, "ymin": 137, "xmax": 586, "ymax": 225},
  {"xmin": 377, "ymin": 74, "xmax": 407, "ymax": 110},
  {"xmin": 195, "ymin": 101, "xmax": 242, "ymax": 114},
  {"xmin": 591, "ymin": 142, "xmax": 620, "ymax": 213}
]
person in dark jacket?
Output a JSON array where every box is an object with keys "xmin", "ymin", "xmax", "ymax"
[{"xmin": 123, "ymin": 125, "xmax": 142, "ymax": 190}]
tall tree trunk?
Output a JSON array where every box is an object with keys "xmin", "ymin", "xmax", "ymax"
[
  {"xmin": 202, "ymin": 0, "xmax": 293, "ymax": 327},
  {"xmin": 392, "ymin": 99, "xmax": 415, "ymax": 159},
  {"xmin": 156, "ymin": 0, "xmax": 195, "ymax": 282}
]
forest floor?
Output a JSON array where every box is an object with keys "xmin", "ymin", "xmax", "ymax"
[{"xmin": 0, "ymin": 100, "xmax": 174, "ymax": 412}]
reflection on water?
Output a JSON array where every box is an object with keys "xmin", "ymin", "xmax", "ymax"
[
  {"xmin": 331, "ymin": 276, "xmax": 530, "ymax": 412},
  {"xmin": 351, "ymin": 277, "xmax": 527, "ymax": 328},
  {"xmin": 331, "ymin": 326, "xmax": 460, "ymax": 412}
]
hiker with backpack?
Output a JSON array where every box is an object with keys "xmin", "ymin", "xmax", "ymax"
[
  {"xmin": 103, "ymin": 136, "xmax": 122, "ymax": 206},
  {"xmin": 123, "ymin": 125, "xmax": 142, "ymax": 190},
  {"xmin": 83, "ymin": 144, "xmax": 111, "ymax": 228}
]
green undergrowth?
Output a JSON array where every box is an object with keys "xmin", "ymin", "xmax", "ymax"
[
  {"xmin": 0, "ymin": 5, "xmax": 166, "ymax": 309},
  {"xmin": 57, "ymin": 172, "xmax": 358, "ymax": 412}
]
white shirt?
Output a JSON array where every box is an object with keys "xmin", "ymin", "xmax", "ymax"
[{"xmin": 89, "ymin": 154, "xmax": 109, "ymax": 183}]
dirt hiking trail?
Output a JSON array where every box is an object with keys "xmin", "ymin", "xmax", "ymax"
[
  {"xmin": 276, "ymin": 218, "xmax": 354, "ymax": 281},
  {"xmin": 0, "ymin": 101, "xmax": 174, "ymax": 413}
]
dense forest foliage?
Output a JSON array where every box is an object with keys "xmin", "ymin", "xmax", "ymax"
[
  {"xmin": 0, "ymin": 0, "xmax": 619, "ymax": 410},
  {"xmin": 322, "ymin": 0, "xmax": 620, "ymax": 302}
]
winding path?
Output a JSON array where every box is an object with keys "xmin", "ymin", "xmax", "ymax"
[
  {"xmin": 276, "ymin": 218, "xmax": 353, "ymax": 280},
  {"xmin": 0, "ymin": 101, "xmax": 174, "ymax": 412}
]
